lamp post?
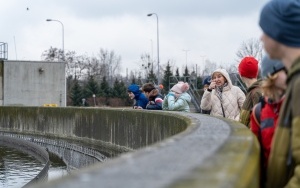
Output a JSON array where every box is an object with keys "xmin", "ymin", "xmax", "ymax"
[
  {"xmin": 47, "ymin": 19, "xmax": 66, "ymax": 107},
  {"xmin": 147, "ymin": 13, "xmax": 160, "ymax": 85},
  {"xmin": 46, "ymin": 19, "xmax": 64, "ymax": 61},
  {"xmin": 183, "ymin": 49, "xmax": 190, "ymax": 66}
]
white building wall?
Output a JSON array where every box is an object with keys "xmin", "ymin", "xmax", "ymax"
[{"xmin": 2, "ymin": 60, "xmax": 66, "ymax": 107}]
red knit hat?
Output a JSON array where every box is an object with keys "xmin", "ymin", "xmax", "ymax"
[{"xmin": 238, "ymin": 57, "xmax": 259, "ymax": 78}]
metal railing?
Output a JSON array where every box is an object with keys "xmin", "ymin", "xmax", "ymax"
[
  {"xmin": 0, "ymin": 42, "xmax": 8, "ymax": 60},
  {"xmin": 169, "ymin": 76, "xmax": 201, "ymax": 113}
]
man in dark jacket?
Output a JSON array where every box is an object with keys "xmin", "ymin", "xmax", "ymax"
[
  {"xmin": 259, "ymin": 0, "xmax": 300, "ymax": 187},
  {"xmin": 238, "ymin": 57, "xmax": 262, "ymax": 128}
]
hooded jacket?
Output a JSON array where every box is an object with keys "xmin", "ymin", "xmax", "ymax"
[
  {"xmin": 146, "ymin": 88, "xmax": 163, "ymax": 110},
  {"xmin": 162, "ymin": 92, "xmax": 191, "ymax": 112},
  {"xmin": 127, "ymin": 84, "xmax": 148, "ymax": 109},
  {"xmin": 200, "ymin": 69, "xmax": 245, "ymax": 121}
]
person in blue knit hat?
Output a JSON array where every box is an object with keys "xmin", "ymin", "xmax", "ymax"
[
  {"xmin": 202, "ymin": 76, "xmax": 211, "ymax": 90},
  {"xmin": 127, "ymin": 84, "xmax": 148, "ymax": 109},
  {"xmin": 200, "ymin": 76, "xmax": 212, "ymax": 114},
  {"xmin": 259, "ymin": 0, "xmax": 300, "ymax": 187}
]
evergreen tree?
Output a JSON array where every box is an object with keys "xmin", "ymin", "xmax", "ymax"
[
  {"xmin": 147, "ymin": 68, "xmax": 157, "ymax": 84},
  {"xmin": 183, "ymin": 65, "xmax": 190, "ymax": 82},
  {"xmin": 197, "ymin": 76, "xmax": 203, "ymax": 89},
  {"xmin": 162, "ymin": 61, "xmax": 173, "ymax": 93},
  {"xmin": 83, "ymin": 76, "xmax": 100, "ymax": 98},
  {"xmin": 112, "ymin": 78, "xmax": 128, "ymax": 98},
  {"xmin": 175, "ymin": 68, "xmax": 180, "ymax": 81},
  {"xmin": 100, "ymin": 76, "xmax": 111, "ymax": 97},
  {"xmin": 70, "ymin": 79, "xmax": 83, "ymax": 106},
  {"xmin": 131, "ymin": 76, "xmax": 136, "ymax": 84}
]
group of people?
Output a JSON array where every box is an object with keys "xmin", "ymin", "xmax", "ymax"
[
  {"xmin": 127, "ymin": 0, "xmax": 300, "ymax": 187},
  {"xmin": 127, "ymin": 81, "xmax": 191, "ymax": 112}
]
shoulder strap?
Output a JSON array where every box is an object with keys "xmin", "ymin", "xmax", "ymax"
[{"xmin": 253, "ymin": 102, "xmax": 262, "ymax": 126}]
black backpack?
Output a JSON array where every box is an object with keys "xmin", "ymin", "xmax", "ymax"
[{"xmin": 252, "ymin": 97, "xmax": 265, "ymax": 125}]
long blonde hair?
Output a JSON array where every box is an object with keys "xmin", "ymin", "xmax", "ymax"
[{"xmin": 261, "ymin": 73, "xmax": 281, "ymax": 101}]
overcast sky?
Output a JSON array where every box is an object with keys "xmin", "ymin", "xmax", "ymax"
[{"xmin": 1, "ymin": 0, "xmax": 269, "ymax": 75}]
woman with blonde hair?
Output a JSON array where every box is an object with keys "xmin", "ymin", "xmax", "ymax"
[
  {"xmin": 200, "ymin": 68, "xmax": 245, "ymax": 120},
  {"xmin": 250, "ymin": 55, "xmax": 287, "ymax": 187}
]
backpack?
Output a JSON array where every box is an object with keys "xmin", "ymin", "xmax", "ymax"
[{"xmin": 252, "ymin": 97, "xmax": 265, "ymax": 126}]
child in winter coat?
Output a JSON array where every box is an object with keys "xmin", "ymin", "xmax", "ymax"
[
  {"xmin": 141, "ymin": 83, "xmax": 163, "ymax": 110},
  {"xmin": 127, "ymin": 84, "xmax": 148, "ymax": 109},
  {"xmin": 162, "ymin": 81, "xmax": 191, "ymax": 112}
]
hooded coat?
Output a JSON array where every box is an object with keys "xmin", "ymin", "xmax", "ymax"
[
  {"xmin": 146, "ymin": 88, "xmax": 163, "ymax": 110},
  {"xmin": 127, "ymin": 84, "xmax": 148, "ymax": 109},
  {"xmin": 162, "ymin": 92, "xmax": 191, "ymax": 112},
  {"xmin": 200, "ymin": 69, "xmax": 245, "ymax": 121}
]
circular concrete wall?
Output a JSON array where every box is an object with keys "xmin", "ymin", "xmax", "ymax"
[{"xmin": 0, "ymin": 107, "xmax": 260, "ymax": 188}]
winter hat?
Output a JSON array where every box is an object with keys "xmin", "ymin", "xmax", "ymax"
[
  {"xmin": 171, "ymin": 81, "xmax": 189, "ymax": 94},
  {"xmin": 259, "ymin": 0, "xmax": 300, "ymax": 47},
  {"xmin": 127, "ymin": 84, "xmax": 141, "ymax": 95},
  {"xmin": 238, "ymin": 57, "xmax": 259, "ymax": 78},
  {"xmin": 202, "ymin": 76, "xmax": 211, "ymax": 86},
  {"xmin": 261, "ymin": 55, "xmax": 285, "ymax": 78}
]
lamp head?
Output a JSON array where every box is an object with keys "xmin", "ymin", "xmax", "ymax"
[
  {"xmin": 147, "ymin": 13, "xmax": 153, "ymax": 17},
  {"xmin": 46, "ymin": 19, "xmax": 52, "ymax": 21}
]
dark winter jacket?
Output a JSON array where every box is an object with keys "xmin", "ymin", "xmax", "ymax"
[
  {"xmin": 266, "ymin": 57, "xmax": 300, "ymax": 188},
  {"xmin": 239, "ymin": 80, "xmax": 262, "ymax": 128},
  {"xmin": 127, "ymin": 84, "xmax": 148, "ymax": 109},
  {"xmin": 146, "ymin": 89, "xmax": 163, "ymax": 110}
]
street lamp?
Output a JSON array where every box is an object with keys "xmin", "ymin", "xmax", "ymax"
[
  {"xmin": 46, "ymin": 19, "xmax": 64, "ymax": 61},
  {"xmin": 183, "ymin": 49, "xmax": 190, "ymax": 66},
  {"xmin": 147, "ymin": 13, "xmax": 160, "ymax": 84},
  {"xmin": 46, "ymin": 19, "xmax": 66, "ymax": 107}
]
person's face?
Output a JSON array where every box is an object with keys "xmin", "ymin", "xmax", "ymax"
[
  {"xmin": 174, "ymin": 92, "xmax": 181, "ymax": 98},
  {"xmin": 261, "ymin": 33, "xmax": 282, "ymax": 59},
  {"xmin": 274, "ymin": 70, "xmax": 287, "ymax": 91},
  {"xmin": 212, "ymin": 73, "xmax": 226, "ymax": 86},
  {"xmin": 128, "ymin": 92, "xmax": 135, "ymax": 99}
]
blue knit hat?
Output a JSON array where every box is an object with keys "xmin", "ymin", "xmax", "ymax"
[
  {"xmin": 127, "ymin": 84, "xmax": 141, "ymax": 96},
  {"xmin": 259, "ymin": 0, "xmax": 300, "ymax": 47},
  {"xmin": 261, "ymin": 55, "xmax": 285, "ymax": 79},
  {"xmin": 202, "ymin": 76, "xmax": 211, "ymax": 86}
]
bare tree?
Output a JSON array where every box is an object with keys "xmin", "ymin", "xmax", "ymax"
[
  {"xmin": 201, "ymin": 59, "xmax": 218, "ymax": 76},
  {"xmin": 98, "ymin": 48, "xmax": 122, "ymax": 86},
  {"xmin": 236, "ymin": 38, "xmax": 263, "ymax": 63},
  {"xmin": 41, "ymin": 46, "xmax": 64, "ymax": 61}
]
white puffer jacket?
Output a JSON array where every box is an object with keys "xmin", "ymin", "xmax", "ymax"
[{"xmin": 200, "ymin": 69, "xmax": 245, "ymax": 121}]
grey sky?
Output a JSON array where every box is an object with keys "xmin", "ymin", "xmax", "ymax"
[{"xmin": 1, "ymin": 0, "xmax": 269, "ymax": 75}]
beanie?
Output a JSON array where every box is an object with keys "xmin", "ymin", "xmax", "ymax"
[
  {"xmin": 259, "ymin": 0, "xmax": 300, "ymax": 47},
  {"xmin": 202, "ymin": 76, "xmax": 211, "ymax": 86},
  {"xmin": 127, "ymin": 84, "xmax": 141, "ymax": 96},
  {"xmin": 261, "ymin": 55, "xmax": 285, "ymax": 78},
  {"xmin": 238, "ymin": 57, "xmax": 259, "ymax": 78},
  {"xmin": 171, "ymin": 81, "xmax": 189, "ymax": 94}
]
